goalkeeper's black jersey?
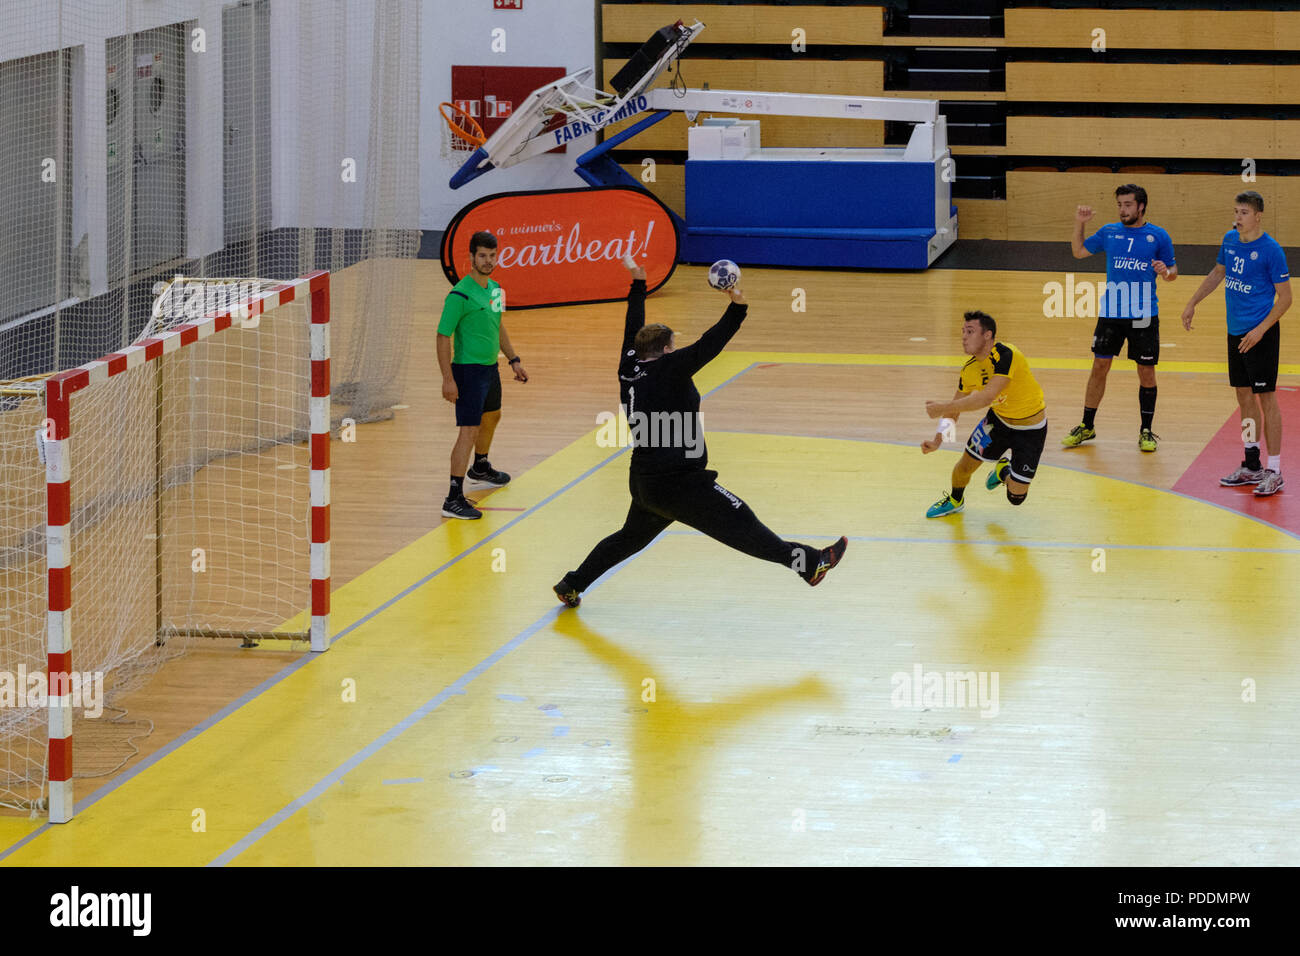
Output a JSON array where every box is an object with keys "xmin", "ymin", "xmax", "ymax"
[{"xmin": 615, "ymin": 279, "xmax": 746, "ymax": 476}]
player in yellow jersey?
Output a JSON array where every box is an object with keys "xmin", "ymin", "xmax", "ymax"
[{"xmin": 920, "ymin": 311, "xmax": 1048, "ymax": 517}]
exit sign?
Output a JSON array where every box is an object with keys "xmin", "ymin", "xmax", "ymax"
[{"xmin": 494, "ymin": 0, "xmax": 522, "ymax": 9}]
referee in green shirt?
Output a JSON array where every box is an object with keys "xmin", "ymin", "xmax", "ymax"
[{"xmin": 438, "ymin": 231, "xmax": 529, "ymax": 519}]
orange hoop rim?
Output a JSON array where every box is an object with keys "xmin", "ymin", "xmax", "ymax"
[{"xmin": 439, "ymin": 101, "xmax": 486, "ymax": 147}]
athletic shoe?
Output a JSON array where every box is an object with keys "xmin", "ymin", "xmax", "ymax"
[
  {"xmin": 1138, "ymin": 429, "xmax": 1160, "ymax": 453},
  {"xmin": 985, "ymin": 457, "xmax": 1010, "ymax": 491},
  {"xmin": 1220, "ymin": 464, "xmax": 1266, "ymax": 487},
  {"xmin": 1060, "ymin": 424, "xmax": 1096, "ymax": 447},
  {"xmin": 926, "ymin": 492, "xmax": 965, "ymax": 519},
  {"xmin": 441, "ymin": 495, "xmax": 483, "ymax": 519},
  {"xmin": 806, "ymin": 536, "xmax": 848, "ymax": 587},
  {"xmin": 1253, "ymin": 470, "xmax": 1285, "ymax": 497},
  {"xmin": 553, "ymin": 577, "xmax": 582, "ymax": 608},
  {"xmin": 466, "ymin": 461, "xmax": 511, "ymax": 486}
]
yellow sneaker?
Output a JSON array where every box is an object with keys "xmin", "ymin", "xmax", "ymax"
[{"xmin": 1061, "ymin": 424, "xmax": 1096, "ymax": 448}]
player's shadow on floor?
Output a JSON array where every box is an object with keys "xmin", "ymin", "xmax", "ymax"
[
  {"xmin": 937, "ymin": 521, "xmax": 1046, "ymax": 668},
  {"xmin": 552, "ymin": 611, "xmax": 834, "ymax": 866}
]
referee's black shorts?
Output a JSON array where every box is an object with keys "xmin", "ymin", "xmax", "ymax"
[
  {"xmin": 1226, "ymin": 324, "xmax": 1280, "ymax": 394},
  {"xmin": 964, "ymin": 410, "xmax": 1048, "ymax": 484},
  {"xmin": 451, "ymin": 363, "xmax": 502, "ymax": 426}
]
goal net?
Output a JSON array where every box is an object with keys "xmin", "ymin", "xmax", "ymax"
[
  {"xmin": 0, "ymin": 0, "xmax": 417, "ymax": 821},
  {"xmin": 0, "ymin": 273, "xmax": 330, "ymax": 822},
  {"xmin": 0, "ymin": 0, "xmax": 420, "ymax": 418}
]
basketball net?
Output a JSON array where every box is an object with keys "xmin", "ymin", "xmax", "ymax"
[{"xmin": 439, "ymin": 102, "xmax": 485, "ymax": 165}]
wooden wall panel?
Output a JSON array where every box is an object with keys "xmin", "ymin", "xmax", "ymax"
[
  {"xmin": 620, "ymin": 162, "xmax": 685, "ymax": 217},
  {"xmin": 602, "ymin": 4, "xmax": 884, "ymax": 45},
  {"xmin": 955, "ymin": 198, "xmax": 1007, "ymax": 240},
  {"xmin": 1007, "ymin": 116, "xmax": 1300, "ymax": 160},
  {"xmin": 1005, "ymin": 9, "xmax": 1300, "ymax": 51},
  {"xmin": 1007, "ymin": 63, "xmax": 1300, "ymax": 104},
  {"xmin": 1006, "ymin": 172, "xmax": 1300, "ymax": 245}
]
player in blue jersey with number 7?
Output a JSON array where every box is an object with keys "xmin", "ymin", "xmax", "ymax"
[
  {"xmin": 1181, "ymin": 191, "xmax": 1292, "ymax": 497},
  {"xmin": 1064, "ymin": 184, "xmax": 1178, "ymax": 453}
]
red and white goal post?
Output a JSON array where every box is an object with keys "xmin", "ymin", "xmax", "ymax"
[{"xmin": 37, "ymin": 271, "xmax": 332, "ymax": 823}]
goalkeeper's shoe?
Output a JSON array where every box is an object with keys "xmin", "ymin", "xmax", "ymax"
[
  {"xmin": 553, "ymin": 577, "xmax": 582, "ymax": 608},
  {"xmin": 986, "ymin": 457, "xmax": 1011, "ymax": 491},
  {"xmin": 926, "ymin": 492, "xmax": 965, "ymax": 519},
  {"xmin": 1060, "ymin": 424, "xmax": 1096, "ymax": 447},
  {"xmin": 1138, "ymin": 429, "xmax": 1160, "ymax": 453},
  {"xmin": 805, "ymin": 536, "xmax": 848, "ymax": 587}
]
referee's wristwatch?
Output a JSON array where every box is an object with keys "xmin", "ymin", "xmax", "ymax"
[{"xmin": 507, "ymin": 355, "xmax": 522, "ymax": 366}]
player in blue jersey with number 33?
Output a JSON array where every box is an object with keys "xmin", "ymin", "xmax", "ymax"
[{"xmin": 1181, "ymin": 191, "xmax": 1292, "ymax": 497}]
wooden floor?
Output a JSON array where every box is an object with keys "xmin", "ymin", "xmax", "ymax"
[{"xmin": 2, "ymin": 261, "xmax": 1298, "ymax": 865}]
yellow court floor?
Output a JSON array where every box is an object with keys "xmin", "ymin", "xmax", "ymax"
[{"xmin": 3, "ymin": 349, "xmax": 1299, "ymax": 866}]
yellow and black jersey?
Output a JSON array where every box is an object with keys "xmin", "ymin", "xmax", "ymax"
[{"xmin": 958, "ymin": 341, "xmax": 1046, "ymax": 425}]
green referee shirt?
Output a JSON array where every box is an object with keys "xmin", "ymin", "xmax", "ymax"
[{"xmin": 438, "ymin": 275, "xmax": 503, "ymax": 365}]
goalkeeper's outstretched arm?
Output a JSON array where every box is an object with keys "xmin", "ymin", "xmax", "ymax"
[{"xmin": 620, "ymin": 259, "xmax": 648, "ymax": 358}]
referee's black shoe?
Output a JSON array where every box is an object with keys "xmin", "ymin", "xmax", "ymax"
[
  {"xmin": 806, "ymin": 536, "xmax": 848, "ymax": 587},
  {"xmin": 442, "ymin": 495, "xmax": 483, "ymax": 520},
  {"xmin": 467, "ymin": 460, "xmax": 511, "ymax": 486}
]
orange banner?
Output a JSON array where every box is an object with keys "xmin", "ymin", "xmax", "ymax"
[{"xmin": 440, "ymin": 187, "xmax": 679, "ymax": 308}]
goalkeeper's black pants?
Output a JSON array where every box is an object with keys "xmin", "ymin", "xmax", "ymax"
[{"xmin": 565, "ymin": 469, "xmax": 818, "ymax": 591}]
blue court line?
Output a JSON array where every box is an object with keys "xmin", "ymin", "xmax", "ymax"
[
  {"xmin": 319, "ymin": 360, "xmax": 753, "ymax": 649},
  {"xmin": 208, "ymin": 605, "xmax": 564, "ymax": 866},
  {"xmin": 207, "ymin": 550, "xmax": 645, "ymax": 866},
  {"xmin": 0, "ymin": 650, "xmax": 317, "ymax": 863},
  {"xmin": 0, "ymin": 359, "xmax": 754, "ymax": 861},
  {"xmin": 707, "ymin": 428, "xmax": 1300, "ymax": 544},
  {"xmin": 2, "ymin": 353, "xmax": 1277, "ymax": 860},
  {"xmin": 0, "ymin": 443, "xmax": 632, "ymax": 861},
  {"xmin": 660, "ymin": 529, "xmax": 1300, "ymax": 555}
]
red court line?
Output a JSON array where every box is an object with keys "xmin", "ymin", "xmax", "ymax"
[{"xmin": 1173, "ymin": 386, "xmax": 1300, "ymax": 535}]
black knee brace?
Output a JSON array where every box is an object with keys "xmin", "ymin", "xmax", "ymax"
[{"xmin": 1006, "ymin": 487, "xmax": 1027, "ymax": 506}]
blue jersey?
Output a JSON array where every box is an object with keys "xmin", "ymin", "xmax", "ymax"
[
  {"xmin": 1216, "ymin": 230, "xmax": 1290, "ymax": 335},
  {"xmin": 1082, "ymin": 222, "xmax": 1176, "ymax": 320}
]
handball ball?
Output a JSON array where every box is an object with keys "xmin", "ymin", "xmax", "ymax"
[{"xmin": 707, "ymin": 259, "xmax": 741, "ymax": 291}]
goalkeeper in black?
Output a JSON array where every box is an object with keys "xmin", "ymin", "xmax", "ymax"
[{"xmin": 553, "ymin": 260, "xmax": 847, "ymax": 608}]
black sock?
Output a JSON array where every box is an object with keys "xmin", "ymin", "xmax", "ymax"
[
  {"xmin": 1139, "ymin": 386, "xmax": 1157, "ymax": 431},
  {"xmin": 449, "ymin": 476, "xmax": 464, "ymax": 499},
  {"xmin": 1244, "ymin": 445, "xmax": 1262, "ymax": 470},
  {"xmin": 951, "ymin": 486, "xmax": 965, "ymax": 503},
  {"xmin": 473, "ymin": 452, "xmax": 488, "ymax": 468},
  {"xmin": 1082, "ymin": 407, "xmax": 1097, "ymax": 429}
]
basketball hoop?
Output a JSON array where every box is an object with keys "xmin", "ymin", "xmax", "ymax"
[{"xmin": 440, "ymin": 101, "xmax": 486, "ymax": 162}]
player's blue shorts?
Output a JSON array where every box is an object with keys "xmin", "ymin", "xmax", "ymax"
[{"xmin": 451, "ymin": 363, "xmax": 502, "ymax": 427}]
